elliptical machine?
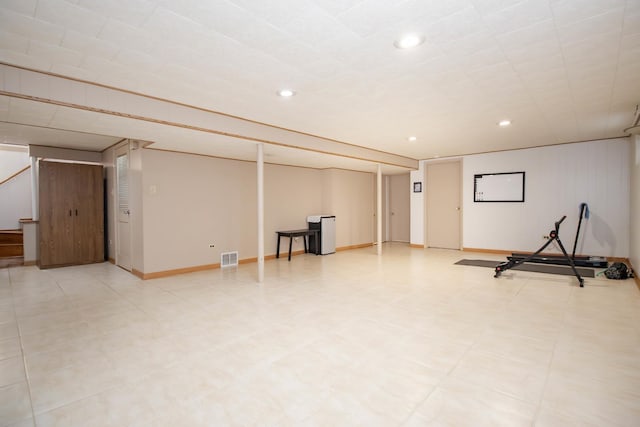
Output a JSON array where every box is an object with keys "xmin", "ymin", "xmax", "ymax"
[{"xmin": 494, "ymin": 215, "xmax": 584, "ymax": 287}]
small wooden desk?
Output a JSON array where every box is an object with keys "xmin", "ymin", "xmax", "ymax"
[{"xmin": 276, "ymin": 229, "xmax": 319, "ymax": 261}]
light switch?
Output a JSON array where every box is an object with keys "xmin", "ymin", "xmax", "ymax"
[{"xmin": 149, "ymin": 185, "xmax": 157, "ymax": 195}]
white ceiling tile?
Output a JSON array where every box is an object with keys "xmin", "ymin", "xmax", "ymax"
[
  {"xmin": 481, "ymin": 0, "xmax": 553, "ymax": 34},
  {"xmin": 504, "ymin": 40, "xmax": 563, "ymax": 67},
  {"xmin": 229, "ymin": 0, "xmax": 318, "ymax": 29},
  {"xmin": 77, "ymin": 0, "xmax": 158, "ymax": 27},
  {"xmin": 338, "ymin": 0, "xmax": 472, "ymax": 38},
  {"xmin": 0, "ymin": 29, "xmax": 29, "ymax": 53},
  {"xmin": 311, "ymin": 0, "xmax": 363, "ymax": 16},
  {"xmin": 281, "ymin": 10, "xmax": 357, "ymax": 50},
  {"xmin": 7, "ymin": 96, "xmax": 58, "ymax": 125},
  {"xmin": 555, "ymin": 8, "xmax": 624, "ymax": 45},
  {"xmin": 424, "ymin": 6, "xmax": 486, "ymax": 44},
  {"xmin": 61, "ymin": 30, "xmax": 119, "ymax": 60},
  {"xmin": 495, "ymin": 18, "xmax": 558, "ymax": 51},
  {"xmin": 27, "ymin": 40, "xmax": 84, "ymax": 69},
  {"xmin": 457, "ymin": 46, "xmax": 507, "ymax": 73},
  {"xmin": 620, "ymin": 32, "xmax": 640, "ymax": 58},
  {"xmin": 606, "ymin": 110, "xmax": 634, "ymax": 135},
  {"xmin": 81, "ymin": 55, "xmax": 143, "ymax": 90},
  {"xmin": 48, "ymin": 74, "xmax": 75, "ymax": 104},
  {"xmin": 159, "ymin": 1, "xmax": 292, "ymax": 55},
  {"xmin": 565, "ymin": 64, "xmax": 616, "ymax": 90},
  {"xmin": 0, "ymin": 1, "xmax": 638, "ymax": 163},
  {"xmin": 35, "ymin": 0, "xmax": 108, "ymax": 37},
  {"xmin": 0, "ymin": 65, "xmax": 20, "ymax": 92},
  {"xmin": 393, "ymin": 0, "xmax": 474, "ymax": 25},
  {"xmin": 0, "ymin": 9, "xmax": 65, "ymax": 45},
  {"xmin": 470, "ymin": 0, "xmax": 527, "ymax": 15},
  {"xmin": 114, "ymin": 48, "xmax": 162, "ymax": 72},
  {"xmin": 0, "ymin": 0, "xmax": 37, "ymax": 16},
  {"xmin": 513, "ymin": 55, "xmax": 566, "ymax": 78},
  {"xmin": 0, "ymin": 122, "xmax": 119, "ymax": 150},
  {"xmin": 561, "ymin": 31, "xmax": 621, "ymax": 65},
  {"xmin": 142, "ymin": 7, "xmax": 209, "ymax": 46},
  {"xmin": 550, "ymin": 0, "xmax": 625, "ymax": 25},
  {"xmin": 465, "ymin": 61, "xmax": 516, "ymax": 84},
  {"xmin": 0, "ymin": 50, "xmax": 53, "ymax": 72},
  {"xmin": 97, "ymin": 19, "xmax": 157, "ymax": 53},
  {"xmin": 19, "ymin": 70, "xmax": 52, "ymax": 99},
  {"xmin": 623, "ymin": 4, "xmax": 640, "ymax": 35},
  {"xmin": 438, "ymin": 29, "xmax": 494, "ymax": 59}
]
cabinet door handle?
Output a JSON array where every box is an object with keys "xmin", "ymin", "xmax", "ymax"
[
  {"xmin": 75, "ymin": 209, "xmax": 78, "ymax": 216},
  {"xmin": 69, "ymin": 210, "xmax": 72, "ymax": 216}
]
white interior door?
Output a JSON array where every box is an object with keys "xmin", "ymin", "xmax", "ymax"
[
  {"xmin": 389, "ymin": 173, "xmax": 410, "ymax": 242},
  {"xmin": 426, "ymin": 161, "xmax": 461, "ymax": 249},
  {"xmin": 115, "ymin": 144, "xmax": 132, "ymax": 271}
]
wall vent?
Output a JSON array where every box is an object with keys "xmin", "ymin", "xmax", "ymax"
[{"xmin": 221, "ymin": 251, "xmax": 238, "ymax": 268}]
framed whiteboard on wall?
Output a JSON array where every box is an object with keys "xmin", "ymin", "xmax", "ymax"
[{"xmin": 474, "ymin": 171, "xmax": 525, "ymax": 202}]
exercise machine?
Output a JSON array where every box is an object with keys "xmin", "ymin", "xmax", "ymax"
[
  {"xmin": 494, "ymin": 216, "xmax": 584, "ymax": 287},
  {"xmin": 507, "ymin": 203, "xmax": 607, "ymax": 268}
]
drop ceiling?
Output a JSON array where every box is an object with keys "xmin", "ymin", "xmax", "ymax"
[{"xmin": 0, "ymin": 0, "xmax": 639, "ymax": 173}]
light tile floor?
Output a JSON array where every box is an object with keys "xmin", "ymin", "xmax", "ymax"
[{"xmin": 1, "ymin": 243, "xmax": 639, "ymax": 426}]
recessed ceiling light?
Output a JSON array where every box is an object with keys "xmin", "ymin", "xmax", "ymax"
[
  {"xmin": 408, "ymin": 136, "xmax": 417, "ymax": 142},
  {"xmin": 277, "ymin": 89, "xmax": 295, "ymax": 97},
  {"xmin": 394, "ymin": 34, "xmax": 425, "ymax": 49},
  {"xmin": 498, "ymin": 119, "xmax": 512, "ymax": 127}
]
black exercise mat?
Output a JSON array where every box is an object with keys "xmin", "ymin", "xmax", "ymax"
[{"xmin": 455, "ymin": 259, "xmax": 595, "ymax": 278}]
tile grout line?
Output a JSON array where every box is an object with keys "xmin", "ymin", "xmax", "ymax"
[
  {"xmin": 529, "ymin": 283, "xmax": 574, "ymax": 426},
  {"xmin": 7, "ymin": 266, "xmax": 38, "ymax": 427}
]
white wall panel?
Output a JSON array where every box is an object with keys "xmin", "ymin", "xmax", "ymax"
[
  {"xmin": 462, "ymin": 138, "xmax": 630, "ymax": 257},
  {"xmin": 0, "ymin": 172, "xmax": 31, "ymax": 228},
  {"xmin": 410, "ymin": 161, "xmax": 424, "ymax": 246},
  {"xmin": 630, "ymin": 135, "xmax": 640, "ymax": 272},
  {"xmin": 138, "ymin": 149, "xmax": 373, "ymax": 275}
]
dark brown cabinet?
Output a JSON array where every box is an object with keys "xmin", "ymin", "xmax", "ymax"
[{"xmin": 39, "ymin": 160, "xmax": 104, "ymax": 268}]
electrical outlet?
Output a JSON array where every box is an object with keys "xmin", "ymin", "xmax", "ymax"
[{"xmin": 209, "ymin": 244, "xmax": 215, "ymax": 248}]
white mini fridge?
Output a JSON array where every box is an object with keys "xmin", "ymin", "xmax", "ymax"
[{"xmin": 307, "ymin": 215, "xmax": 336, "ymax": 255}]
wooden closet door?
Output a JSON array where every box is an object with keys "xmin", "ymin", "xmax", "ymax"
[
  {"xmin": 73, "ymin": 163, "xmax": 104, "ymax": 264},
  {"xmin": 39, "ymin": 161, "xmax": 76, "ymax": 266}
]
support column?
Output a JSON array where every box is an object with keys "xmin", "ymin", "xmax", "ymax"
[
  {"xmin": 30, "ymin": 156, "xmax": 38, "ymax": 220},
  {"xmin": 377, "ymin": 164, "xmax": 382, "ymax": 255},
  {"xmin": 257, "ymin": 143, "xmax": 265, "ymax": 282}
]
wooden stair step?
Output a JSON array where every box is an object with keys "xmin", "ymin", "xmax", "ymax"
[
  {"xmin": 0, "ymin": 244, "xmax": 24, "ymax": 257},
  {"xmin": 0, "ymin": 230, "xmax": 24, "ymax": 245}
]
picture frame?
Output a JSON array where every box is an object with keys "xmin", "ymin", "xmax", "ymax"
[{"xmin": 413, "ymin": 182, "xmax": 422, "ymax": 193}]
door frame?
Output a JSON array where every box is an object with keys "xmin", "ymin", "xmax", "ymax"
[
  {"xmin": 388, "ymin": 173, "xmax": 410, "ymax": 243},
  {"xmin": 425, "ymin": 159, "xmax": 462, "ymax": 250},
  {"xmin": 114, "ymin": 141, "xmax": 132, "ymax": 271}
]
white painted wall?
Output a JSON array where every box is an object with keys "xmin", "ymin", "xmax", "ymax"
[
  {"xmin": 265, "ymin": 164, "xmax": 323, "ymax": 254},
  {"xmin": 410, "ymin": 161, "xmax": 425, "ymax": 246},
  {"xmin": 630, "ymin": 135, "xmax": 640, "ymax": 272},
  {"xmin": 0, "ymin": 147, "xmax": 32, "ymax": 229},
  {"xmin": 129, "ymin": 143, "xmax": 145, "ymax": 274},
  {"xmin": 322, "ymin": 168, "xmax": 374, "ymax": 249},
  {"xmin": 141, "ymin": 149, "xmax": 257, "ymax": 273},
  {"xmin": 463, "ymin": 138, "xmax": 630, "ymax": 257},
  {"xmin": 136, "ymin": 149, "xmax": 373, "ymax": 275}
]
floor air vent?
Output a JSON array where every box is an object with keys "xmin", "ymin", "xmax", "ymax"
[{"xmin": 221, "ymin": 251, "xmax": 238, "ymax": 267}]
